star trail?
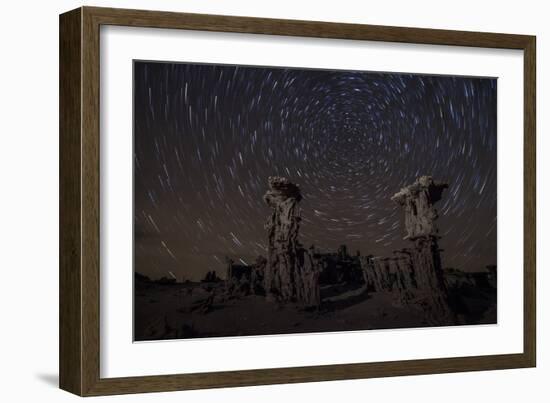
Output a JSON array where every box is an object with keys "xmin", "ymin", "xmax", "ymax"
[{"xmin": 134, "ymin": 61, "xmax": 497, "ymax": 281}]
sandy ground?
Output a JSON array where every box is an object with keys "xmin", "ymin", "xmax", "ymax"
[{"xmin": 134, "ymin": 281, "xmax": 495, "ymax": 341}]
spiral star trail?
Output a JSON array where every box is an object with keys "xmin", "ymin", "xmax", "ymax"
[{"xmin": 134, "ymin": 61, "xmax": 497, "ymax": 281}]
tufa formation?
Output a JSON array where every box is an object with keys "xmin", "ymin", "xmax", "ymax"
[
  {"xmin": 263, "ymin": 176, "xmax": 320, "ymax": 306},
  {"xmin": 391, "ymin": 176, "xmax": 448, "ymax": 239},
  {"xmin": 224, "ymin": 175, "xmax": 457, "ymax": 324},
  {"xmin": 361, "ymin": 176, "xmax": 453, "ymax": 324}
]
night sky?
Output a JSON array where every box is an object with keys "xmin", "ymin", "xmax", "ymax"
[{"xmin": 134, "ymin": 61, "xmax": 497, "ymax": 281}]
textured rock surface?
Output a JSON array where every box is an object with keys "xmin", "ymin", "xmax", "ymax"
[
  {"xmin": 391, "ymin": 176, "xmax": 448, "ymax": 239},
  {"xmin": 263, "ymin": 176, "xmax": 320, "ymax": 306},
  {"xmin": 407, "ymin": 237, "xmax": 454, "ymax": 324},
  {"xmin": 225, "ymin": 256, "xmax": 266, "ymax": 296},
  {"xmin": 360, "ymin": 176, "xmax": 454, "ymax": 324}
]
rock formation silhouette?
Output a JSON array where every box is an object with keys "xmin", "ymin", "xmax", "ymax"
[
  {"xmin": 227, "ymin": 175, "xmax": 454, "ymax": 321},
  {"xmin": 361, "ymin": 176, "xmax": 454, "ymax": 324},
  {"xmin": 224, "ymin": 256, "xmax": 266, "ymax": 296},
  {"xmin": 263, "ymin": 176, "xmax": 320, "ymax": 306},
  {"xmin": 391, "ymin": 176, "xmax": 448, "ymax": 239}
]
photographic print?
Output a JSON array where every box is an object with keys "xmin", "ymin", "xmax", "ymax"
[{"xmin": 133, "ymin": 61, "xmax": 497, "ymax": 341}]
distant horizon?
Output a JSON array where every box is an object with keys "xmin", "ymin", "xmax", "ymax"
[{"xmin": 135, "ymin": 227, "xmax": 497, "ymax": 282}]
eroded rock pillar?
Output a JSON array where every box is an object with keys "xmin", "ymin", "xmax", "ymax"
[
  {"xmin": 263, "ymin": 176, "xmax": 320, "ymax": 306},
  {"xmin": 391, "ymin": 176, "xmax": 448, "ymax": 239},
  {"xmin": 391, "ymin": 176, "xmax": 454, "ymax": 324}
]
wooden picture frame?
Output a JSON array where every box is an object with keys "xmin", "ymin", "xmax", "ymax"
[{"xmin": 59, "ymin": 6, "xmax": 536, "ymax": 396}]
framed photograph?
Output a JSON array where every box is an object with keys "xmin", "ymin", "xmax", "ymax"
[{"xmin": 59, "ymin": 6, "xmax": 536, "ymax": 396}]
